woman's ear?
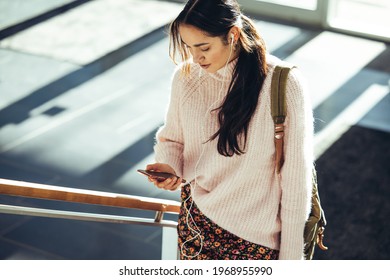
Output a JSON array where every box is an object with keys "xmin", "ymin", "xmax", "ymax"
[{"xmin": 228, "ymin": 26, "xmax": 241, "ymax": 44}]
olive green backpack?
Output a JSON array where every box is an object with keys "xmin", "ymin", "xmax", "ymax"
[{"xmin": 271, "ymin": 64, "xmax": 328, "ymax": 260}]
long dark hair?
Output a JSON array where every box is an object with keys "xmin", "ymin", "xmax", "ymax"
[{"xmin": 169, "ymin": 0, "xmax": 268, "ymax": 156}]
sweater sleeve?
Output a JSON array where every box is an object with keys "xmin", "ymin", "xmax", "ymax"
[
  {"xmin": 278, "ymin": 68, "xmax": 314, "ymax": 260},
  {"xmin": 153, "ymin": 68, "xmax": 184, "ymax": 177}
]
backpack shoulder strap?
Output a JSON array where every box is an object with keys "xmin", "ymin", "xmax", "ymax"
[
  {"xmin": 271, "ymin": 63, "xmax": 295, "ymax": 173},
  {"xmin": 272, "ymin": 65, "xmax": 329, "ymax": 256}
]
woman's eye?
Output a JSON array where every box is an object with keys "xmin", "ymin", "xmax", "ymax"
[{"xmin": 201, "ymin": 48, "xmax": 209, "ymax": 52}]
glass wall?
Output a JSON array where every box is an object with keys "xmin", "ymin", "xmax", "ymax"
[
  {"xmin": 238, "ymin": 0, "xmax": 324, "ymax": 25},
  {"xmin": 327, "ymin": 0, "xmax": 389, "ymax": 41},
  {"xmin": 255, "ymin": 0, "xmax": 318, "ymax": 10},
  {"xmin": 238, "ymin": 0, "xmax": 390, "ymax": 42}
]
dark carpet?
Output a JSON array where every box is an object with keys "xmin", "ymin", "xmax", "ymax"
[{"xmin": 313, "ymin": 125, "xmax": 390, "ymax": 260}]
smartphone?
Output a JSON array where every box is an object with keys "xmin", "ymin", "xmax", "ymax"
[{"xmin": 137, "ymin": 169, "xmax": 186, "ymax": 183}]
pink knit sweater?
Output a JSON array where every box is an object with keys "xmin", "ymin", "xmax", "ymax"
[{"xmin": 154, "ymin": 54, "xmax": 314, "ymax": 260}]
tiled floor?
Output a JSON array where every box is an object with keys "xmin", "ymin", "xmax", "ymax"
[{"xmin": 0, "ymin": 0, "xmax": 389, "ymax": 260}]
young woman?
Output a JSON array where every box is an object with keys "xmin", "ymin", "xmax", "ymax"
[{"xmin": 144, "ymin": 0, "xmax": 313, "ymax": 260}]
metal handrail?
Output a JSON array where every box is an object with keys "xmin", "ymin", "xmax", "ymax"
[
  {"xmin": 0, "ymin": 178, "xmax": 181, "ymax": 259},
  {"xmin": 0, "ymin": 178, "xmax": 180, "ymax": 220}
]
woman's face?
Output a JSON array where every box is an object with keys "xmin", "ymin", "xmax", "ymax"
[{"xmin": 179, "ymin": 24, "xmax": 236, "ymax": 73}]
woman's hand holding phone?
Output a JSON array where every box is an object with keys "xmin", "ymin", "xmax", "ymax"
[{"xmin": 139, "ymin": 163, "xmax": 183, "ymax": 191}]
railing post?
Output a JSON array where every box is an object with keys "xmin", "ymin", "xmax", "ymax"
[
  {"xmin": 161, "ymin": 226, "xmax": 178, "ymax": 260},
  {"xmin": 154, "ymin": 211, "xmax": 164, "ymax": 222}
]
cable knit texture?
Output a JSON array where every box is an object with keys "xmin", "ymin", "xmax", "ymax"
[{"xmin": 154, "ymin": 54, "xmax": 314, "ymax": 260}]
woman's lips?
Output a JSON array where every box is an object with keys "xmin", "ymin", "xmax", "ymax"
[{"xmin": 200, "ymin": 64, "xmax": 210, "ymax": 69}]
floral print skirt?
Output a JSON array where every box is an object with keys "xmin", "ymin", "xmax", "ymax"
[{"xmin": 177, "ymin": 183, "xmax": 279, "ymax": 260}]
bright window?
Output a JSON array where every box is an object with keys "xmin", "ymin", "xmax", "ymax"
[
  {"xmin": 239, "ymin": 0, "xmax": 390, "ymax": 42},
  {"xmin": 255, "ymin": 0, "xmax": 318, "ymax": 10},
  {"xmin": 327, "ymin": 0, "xmax": 390, "ymax": 40}
]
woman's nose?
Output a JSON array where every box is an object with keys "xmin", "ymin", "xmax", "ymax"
[{"xmin": 193, "ymin": 52, "xmax": 204, "ymax": 64}]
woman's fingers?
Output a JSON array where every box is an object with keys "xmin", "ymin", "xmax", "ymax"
[
  {"xmin": 146, "ymin": 163, "xmax": 160, "ymax": 171},
  {"xmin": 142, "ymin": 163, "xmax": 181, "ymax": 191},
  {"xmin": 171, "ymin": 178, "xmax": 183, "ymax": 191},
  {"xmin": 157, "ymin": 177, "xmax": 174, "ymax": 188},
  {"xmin": 155, "ymin": 177, "xmax": 181, "ymax": 191},
  {"xmin": 146, "ymin": 163, "xmax": 176, "ymax": 175}
]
